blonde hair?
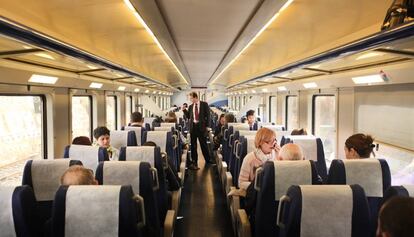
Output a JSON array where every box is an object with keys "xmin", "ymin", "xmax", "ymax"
[
  {"xmin": 60, "ymin": 165, "xmax": 96, "ymax": 185},
  {"xmin": 279, "ymin": 143, "xmax": 304, "ymax": 160},
  {"xmin": 254, "ymin": 127, "xmax": 276, "ymax": 148}
]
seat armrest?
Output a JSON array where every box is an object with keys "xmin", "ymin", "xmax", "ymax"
[
  {"xmin": 237, "ymin": 209, "xmax": 251, "ymax": 237},
  {"xmin": 163, "ymin": 210, "xmax": 175, "ymax": 237},
  {"xmin": 181, "ymin": 149, "xmax": 188, "ymax": 163},
  {"xmin": 171, "ymin": 188, "xmax": 181, "ymax": 214},
  {"xmin": 225, "ymin": 172, "xmax": 232, "ymax": 196}
]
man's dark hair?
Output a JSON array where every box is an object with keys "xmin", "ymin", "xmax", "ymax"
[
  {"xmin": 72, "ymin": 136, "xmax": 92, "ymax": 145},
  {"xmin": 131, "ymin": 111, "xmax": 143, "ymax": 123},
  {"xmin": 379, "ymin": 196, "xmax": 414, "ymax": 237},
  {"xmin": 143, "ymin": 141, "xmax": 157, "ymax": 147},
  {"xmin": 189, "ymin": 92, "xmax": 198, "ymax": 98},
  {"xmin": 93, "ymin": 126, "xmax": 110, "ymax": 140},
  {"xmin": 246, "ymin": 109, "xmax": 255, "ymax": 117},
  {"xmin": 183, "ymin": 103, "xmax": 188, "ymax": 106}
]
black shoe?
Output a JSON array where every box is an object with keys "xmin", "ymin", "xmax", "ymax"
[{"xmin": 188, "ymin": 164, "xmax": 200, "ymax": 170}]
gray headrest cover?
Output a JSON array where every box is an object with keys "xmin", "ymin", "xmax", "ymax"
[
  {"xmin": 154, "ymin": 127, "xmax": 171, "ymax": 131},
  {"xmin": 239, "ymin": 130, "xmax": 257, "ymax": 137},
  {"xmin": 124, "ymin": 126, "xmax": 142, "ymax": 145},
  {"xmin": 300, "ymin": 185, "xmax": 353, "ymax": 237},
  {"xmin": 0, "ymin": 186, "xmax": 16, "ymax": 237},
  {"xmin": 125, "ymin": 147, "xmax": 155, "ymax": 167},
  {"xmin": 233, "ymin": 124, "xmax": 249, "ymax": 131},
  {"xmin": 103, "ymin": 161, "xmax": 141, "ymax": 194},
  {"xmin": 246, "ymin": 136, "xmax": 256, "ymax": 154},
  {"xmin": 274, "ymin": 161, "xmax": 312, "ymax": 200},
  {"xmin": 65, "ymin": 185, "xmax": 120, "ymax": 237},
  {"xmin": 110, "ymin": 131, "xmax": 129, "ymax": 150},
  {"xmin": 343, "ymin": 159, "xmax": 383, "ymax": 197},
  {"xmin": 160, "ymin": 123, "xmax": 175, "ymax": 127},
  {"xmin": 404, "ymin": 185, "xmax": 414, "ymax": 196},
  {"xmin": 69, "ymin": 145, "xmax": 100, "ymax": 171},
  {"xmin": 32, "ymin": 159, "xmax": 71, "ymax": 201},
  {"xmin": 147, "ymin": 131, "xmax": 167, "ymax": 153},
  {"xmin": 289, "ymin": 136, "xmax": 317, "ymax": 161}
]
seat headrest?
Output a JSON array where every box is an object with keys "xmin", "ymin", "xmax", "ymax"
[
  {"xmin": 0, "ymin": 186, "xmax": 17, "ymax": 236},
  {"xmin": 25, "ymin": 159, "xmax": 75, "ymax": 201},
  {"xmin": 67, "ymin": 145, "xmax": 107, "ymax": 170},
  {"xmin": 124, "ymin": 126, "xmax": 143, "ymax": 145},
  {"xmin": 122, "ymin": 146, "xmax": 157, "ymax": 166},
  {"xmin": 110, "ymin": 130, "xmax": 131, "ymax": 150},
  {"xmin": 342, "ymin": 159, "xmax": 384, "ymax": 197},
  {"xmin": 404, "ymin": 185, "xmax": 414, "ymax": 196},
  {"xmin": 146, "ymin": 131, "xmax": 168, "ymax": 153},
  {"xmin": 274, "ymin": 161, "xmax": 312, "ymax": 200},
  {"xmin": 239, "ymin": 130, "xmax": 257, "ymax": 137},
  {"xmin": 101, "ymin": 161, "xmax": 142, "ymax": 194},
  {"xmin": 262, "ymin": 124, "xmax": 284, "ymax": 131},
  {"xmin": 160, "ymin": 123, "xmax": 176, "ymax": 127},
  {"xmin": 276, "ymin": 131, "xmax": 290, "ymax": 144},
  {"xmin": 63, "ymin": 185, "xmax": 123, "ymax": 237},
  {"xmin": 245, "ymin": 135, "xmax": 256, "ymax": 154},
  {"xmin": 154, "ymin": 126, "xmax": 172, "ymax": 131},
  {"xmin": 286, "ymin": 135, "xmax": 318, "ymax": 161},
  {"xmin": 232, "ymin": 124, "xmax": 250, "ymax": 131}
]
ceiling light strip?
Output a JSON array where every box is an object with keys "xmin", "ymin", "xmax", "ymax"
[
  {"xmin": 124, "ymin": 0, "xmax": 188, "ymax": 84},
  {"xmin": 210, "ymin": 0, "xmax": 294, "ymax": 84}
]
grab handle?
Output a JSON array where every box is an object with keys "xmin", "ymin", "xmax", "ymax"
[
  {"xmin": 133, "ymin": 195, "xmax": 146, "ymax": 229},
  {"xmin": 276, "ymin": 195, "xmax": 291, "ymax": 228}
]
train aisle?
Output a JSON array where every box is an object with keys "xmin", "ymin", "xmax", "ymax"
[{"xmin": 175, "ymin": 147, "xmax": 234, "ymax": 237}]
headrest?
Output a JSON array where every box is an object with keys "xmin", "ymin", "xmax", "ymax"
[
  {"xmin": 144, "ymin": 118, "xmax": 156, "ymax": 128},
  {"xmin": 146, "ymin": 131, "xmax": 167, "ymax": 153},
  {"xmin": 342, "ymin": 159, "xmax": 384, "ymax": 197},
  {"xmin": 122, "ymin": 146, "xmax": 156, "ymax": 167},
  {"xmin": 228, "ymin": 122, "xmax": 245, "ymax": 127},
  {"xmin": 154, "ymin": 126, "xmax": 172, "ymax": 131},
  {"xmin": 101, "ymin": 161, "xmax": 141, "ymax": 194},
  {"xmin": 286, "ymin": 135, "xmax": 318, "ymax": 161},
  {"xmin": 110, "ymin": 130, "xmax": 130, "ymax": 150},
  {"xmin": 160, "ymin": 123, "xmax": 176, "ymax": 127},
  {"xmin": 274, "ymin": 161, "xmax": 312, "ymax": 200},
  {"xmin": 262, "ymin": 124, "xmax": 284, "ymax": 131},
  {"xmin": 239, "ymin": 130, "xmax": 257, "ymax": 137},
  {"xmin": 0, "ymin": 186, "xmax": 17, "ymax": 236},
  {"xmin": 300, "ymin": 185, "xmax": 353, "ymax": 237},
  {"xmin": 276, "ymin": 131, "xmax": 291, "ymax": 145},
  {"xmin": 67, "ymin": 145, "xmax": 106, "ymax": 170},
  {"xmin": 232, "ymin": 124, "xmax": 250, "ymax": 131},
  {"xmin": 64, "ymin": 185, "xmax": 122, "ymax": 236},
  {"xmin": 124, "ymin": 126, "xmax": 143, "ymax": 145},
  {"xmin": 27, "ymin": 159, "xmax": 72, "ymax": 201},
  {"xmin": 258, "ymin": 122, "xmax": 273, "ymax": 127},
  {"xmin": 245, "ymin": 135, "xmax": 256, "ymax": 154},
  {"xmin": 404, "ymin": 185, "xmax": 414, "ymax": 196}
]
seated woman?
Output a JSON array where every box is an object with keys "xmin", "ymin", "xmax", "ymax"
[
  {"xmin": 93, "ymin": 126, "xmax": 119, "ymax": 161},
  {"xmin": 344, "ymin": 133, "xmax": 375, "ymax": 159},
  {"xmin": 143, "ymin": 141, "xmax": 181, "ymax": 191}
]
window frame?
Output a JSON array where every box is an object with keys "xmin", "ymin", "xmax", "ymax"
[
  {"xmin": 269, "ymin": 95, "xmax": 277, "ymax": 123},
  {"xmin": 285, "ymin": 95, "xmax": 298, "ymax": 131},
  {"xmin": 72, "ymin": 95, "xmax": 93, "ymax": 140}
]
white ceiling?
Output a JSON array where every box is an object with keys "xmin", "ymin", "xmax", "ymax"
[{"xmin": 155, "ymin": 0, "xmax": 261, "ymax": 87}]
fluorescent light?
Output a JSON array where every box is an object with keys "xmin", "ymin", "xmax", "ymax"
[
  {"xmin": 118, "ymin": 86, "xmax": 126, "ymax": 91},
  {"xmin": 158, "ymin": 91, "xmax": 162, "ymax": 94},
  {"xmin": 309, "ymin": 64, "xmax": 320, "ymax": 69},
  {"xmin": 244, "ymin": 91, "xmax": 248, "ymax": 94},
  {"xmin": 210, "ymin": 0, "xmax": 294, "ymax": 84},
  {"xmin": 134, "ymin": 88, "xmax": 140, "ymax": 92},
  {"xmin": 145, "ymin": 89, "xmax": 149, "ymax": 93},
  {"xmin": 22, "ymin": 45, "xmax": 32, "ymax": 49},
  {"xmin": 262, "ymin": 88, "xmax": 268, "ymax": 92},
  {"xmin": 123, "ymin": 0, "xmax": 135, "ymax": 11},
  {"xmin": 87, "ymin": 64, "xmax": 98, "ymax": 69},
  {"xmin": 303, "ymin": 82, "xmax": 318, "ymax": 88},
  {"xmin": 278, "ymin": 86, "xmax": 287, "ymax": 91},
  {"xmin": 251, "ymin": 90, "xmax": 256, "ymax": 93},
  {"xmin": 28, "ymin": 74, "xmax": 58, "ymax": 84},
  {"xmin": 352, "ymin": 74, "xmax": 384, "ymax": 84},
  {"xmin": 35, "ymin": 53, "xmax": 55, "ymax": 60},
  {"xmin": 356, "ymin": 52, "xmax": 383, "ymax": 60},
  {"xmin": 152, "ymin": 91, "xmax": 157, "ymax": 94},
  {"xmin": 89, "ymin": 82, "xmax": 103, "ymax": 88}
]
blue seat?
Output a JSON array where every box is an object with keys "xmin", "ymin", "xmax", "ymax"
[
  {"xmin": 123, "ymin": 126, "xmax": 146, "ymax": 145},
  {"xmin": 52, "ymin": 185, "xmax": 145, "ymax": 237},
  {"xmin": 0, "ymin": 185, "xmax": 39, "ymax": 237},
  {"xmin": 110, "ymin": 130, "xmax": 137, "ymax": 149},
  {"xmin": 254, "ymin": 160, "xmax": 320, "ymax": 237},
  {"xmin": 22, "ymin": 159, "xmax": 82, "ymax": 233},
  {"xmin": 119, "ymin": 146, "xmax": 169, "ymax": 225},
  {"xmin": 282, "ymin": 136, "xmax": 328, "ymax": 182},
  {"xmin": 383, "ymin": 185, "xmax": 414, "ymax": 204},
  {"xmin": 143, "ymin": 131, "xmax": 176, "ymax": 169},
  {"xmin": 64, "ymin": 145, "xmax": 109, "ymax": 170},
  {"xmin": 277, "ymin": 184, "xmax": 370, "ymax": 237},
  {"xmin": 96, "ymin": 161, "xmax": 161, "ymax": 237},
  {"xmin": 328, "ymin": 159, "xmax": 391, "ymax": 236},
  {"xmin": 234, "ymin": 135, "xmax": 256, "ymax": 188}
]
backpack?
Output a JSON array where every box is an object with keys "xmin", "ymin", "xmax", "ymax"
[{"xmin": 382, "ymin": 0, "xmax": 414, "ymax": 30}]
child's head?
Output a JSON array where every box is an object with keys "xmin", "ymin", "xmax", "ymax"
[{"xmin": 93, "ymin": 126, "xmax": 111, "ymax": 148}]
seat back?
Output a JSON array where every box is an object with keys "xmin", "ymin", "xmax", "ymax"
[
  {"xmin": 110, "ymin": 130, "xmax": 137, "ymax": 149},
  {"xmin": 52, "ymin": 185, "xmax": 145, "ymax": 237},
  {"xmin": 262, "ymin": 124, "xmax": 285, "ymax": 131},
  {"xmin": 96, "ymin": 161, "xmax": 160, "ymax": 237},
  {"xmin": 231, "ymin": 124, "xmax": 250, "ymax": 131},
  {"xmin": 144, "ymin": 117, "xmax": 156, "ymax": 129},
  {"xmin": 283, "ymin": 135, "xmax": 327, "ymax": 182},
  {"xmin": 278, "ymin": 185, "xmax": 370, "ymax": 237},
  {"xmin": 383, "ymin": 185, "xmax": 414, "ymax": 204},
  {"xmin": 0, "ymin": 185, "xmax": 38, "ymax": 237},
  {"xmin": 22, "ymin": 159, "xmax": 82, "ymax": 228},
  {"xmin": 160, "ymin": 122, "xmax": 176, "ymax": 128},
  {"xmin": 119, "ymin": 146, "xmax": 168, "ymax": 222},
  {"xmin": 255, "ymin": 160, "xmax": 319, "ymax": 237},
  {"xmin": 234, "ymin": 135, "xmax": 256, "ymax": 187},
  {"xmin": 154, "ymin": 126, "xmax": 173, "ymax": 132},
  {"xmin": 328, "ymin": 159, "xmax": 391, "ymax": 235},
  {"xmin": 124, "ymin": 126, "xmax": 145, "ymax": 145},
  {"xmin": 276, "ymin": 131, "xmax": 291, "ymax": 146},
  {"xmin": 238, "ymin": 130, "xmax": 257, "ymax": 137},
  {"xmin": 143, "ymin": 131, "xmax": 175, "ymax": 168},
  {"xmin": 64, "ymin": 145, "xmax": 109, "ymax": 170}
]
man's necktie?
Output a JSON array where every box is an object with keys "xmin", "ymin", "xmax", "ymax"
[{"xmin": 195, "ymin": 103, "xmax": 199, "ymax": 121}]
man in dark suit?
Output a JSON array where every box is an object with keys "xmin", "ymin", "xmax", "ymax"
[{"xmin": 188, "ymin": 92, "xmax": 213, "ymax": 170}]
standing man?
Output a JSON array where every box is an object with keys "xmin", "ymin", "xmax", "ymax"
[{"xmin": 188, "ymin": 92, "xmax": 212, "ymax": 170}]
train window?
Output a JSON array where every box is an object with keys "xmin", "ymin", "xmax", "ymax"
[
  {"xmin": 0, "ymin": 95, "xmax": 45, "ymax": 185},
  {"xmin": 269, "ymin": 96, "xmax": 277, "ymax": 123},
  {"xmin": 312, "ymin": 95, "xmax": 336, "ymax": 161},
  {"xmin": 125, "ymin": 95, "xmax": 132, "ymax": 123},
  {"xmin": 285, "ymin": 95, "xmax": 298, "ymax": 130},
  {"xmin": 72, "ymin": 96, "xmax": 92, "ymax": 139},
  {"xmin": 106, "ymin": 96, "xmax": 117, "ymax": 130}
]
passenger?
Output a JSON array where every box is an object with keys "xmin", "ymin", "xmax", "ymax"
[
  {"xmin": 60, "ymin": 165, "xmax": 98, "ymax": 185},
  {"xmin": 164, "ymin": 111, "xmax": 177, "ymax": 123},
  {"xmin": 182, "ymin": 103, "xmax": 190, "ymax": 120},
  {"xmin": 93, "ymin": 126, "xmax": 119, "ymax": 161},
  {"xmin": 143, "ymin": 141, "xmax": 181, "ymax": 191},
  {"xmin": 344, "ymin": 133, "xmax": 375, "ymax": 159},
  {"xmin": 213, "ymin": 113, "xmax": 236, "ymax": 150},
  {"xmin": 377, "ymin": 196, "xmax": 414, "ymax": 237},
  {"xmin": 214, "ymin": 114, "xmax": 225, "ymax": 137},
  {"xmin": 246, "ymin": 109, "xmax": 256, "ymax": 130},
  {"xmin": 291, "ymin": 128, "xmax": 308, "ymax": 135},
  {"xmin": 277, "ymin": 143, "xmax": 304, "ymax": 160},
  {"xmin": 129, "ymin": 111, "xmax": 144, "ymax": 127},
  {"xmin": 238, "ymin": 127, "xmax": 280, "ymax": 190},
  {"xmin": 72, "ymin": 136, "xmax": 92, "ymax": 145}
]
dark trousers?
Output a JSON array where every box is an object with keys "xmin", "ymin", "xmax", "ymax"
[{"xmin": 190, "ymin": 122, "xmax": 210, "ymax": 164}]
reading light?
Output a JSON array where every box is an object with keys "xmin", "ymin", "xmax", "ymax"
[
  {"xmin": 303, "ymin": 82, "xmax": 317, "ymax": 88},
  {"xmin": 118, "ymin": 86, "xmax": 126, "ymax": 91},
  {"xmin": 278, "ymin": 86, "xmax": 287, "ymax": 91},
  {"xmin": 352, "ymin": 74, "xmax": 385, "ymax": 84},
  {"xmin": 89, "ymin": 82, "xmax": 103, "ymax": 89},
  {"xmin": 28, "ymin": 74, "xmax": 58, "ymax": 84},
  {"xmin": 210, "ymin": 0, "xmax": 294, "ymax": 84}
]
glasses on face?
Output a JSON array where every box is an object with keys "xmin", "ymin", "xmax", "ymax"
[{"xmin": 264, "ymin": 139, "xmax": 277, "ymax": 145}]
